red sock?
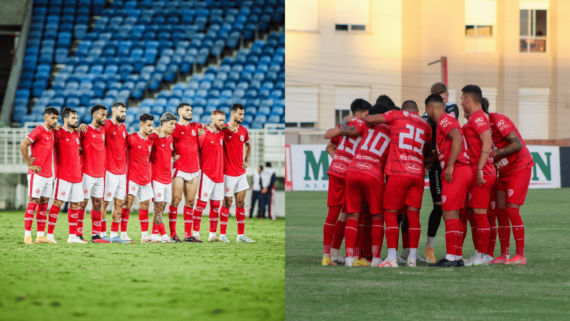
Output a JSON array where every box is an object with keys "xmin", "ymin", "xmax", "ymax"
[
  {"xmin": 77, "ymin": 209, "xmax": 85, "ymax": 236},
  {"xmin": 371, "ymin": 217, "xmax": 384, "ymax": 259},
  {"xmin": 91, "ymin": 210, "xmax": 101, "ymax": 235},
  {"xmin": 101, "ymin": 220, "xmax": 107, "ymax": 234},
  {"xmin": 152, "ymin": 221, "xmax": 159, "ymax": 235},
  {"xmin": 68, "ymin": 208, "xmax": 78, "ymax": 235},
  {"xmin": 36, "ymin": 203, "xmax": 49, "ymax": 234},
  {"xmin": 183, "ymin": 206, "xmax": 193, "ymax": 238},
  {"xmin": 120, "ymin": 208, "xmax": 129, "ymax": 233},
  {"xmin": 24, "ymin": 202, "xmax": 38, "ymax": 231},
  {"xmin": 456, "ymin": 219, "xmax": 464, "ymax": 257},
  {"xmin": 384, "ymin": 211, "xmax": 399, "ymax": 250},
  {"xmin": 209, "ymin": 200, "xmax": 220, "ymax": 233},
  {"xmin": 158, "ymin": 222, "xmax": 167, "ymax": 236},
  {"xmin": 111, "ymin": 221, "xmax": 119, "ymax": 233},
  {"xmin": 487, "ymin": 210, "xmax": 497, "ymax": 257},
  {"xmin": 323, "ymin": 205, "xmax": 341, "ymax": 254},
  {"xmin": 331, "ymin": 220, "xmax": 346, "ymax": 250},
  {"xmin": 47, "ymin": 205, "xmax": 60, "ymax": 234},
  {"xmin": 193, "ymin": 200, "xmax": 207, "ymax": 233},
  {"xmin": 444, "ymin": 219, "xmax": 460, "ymax": 256},
  {"xmin": 220, "ymin": 206, "xmax": 230, "ymax": 235},
  {"xmin": 355, "ymin": 222, "xmax": 363, "ymax": 260},
  {"xmin": 407, "ymin": 210, "xmax": 421, "ymax": 249},
  {"xmin": 168, "ymin": 205, "xmax": 178, "ymax": 237},
  {"xmin": 139, "ymin": 209, "xmax": 149, "ymax": 233},
  {"xmin": 507, "ymin": 207, "xmax": 525, "ymax": 257},
  {"xmin": 473, "ymin": 213, "xmax": 490, "ymax": 254},
  {"xmin": 236, "ymin": 207, "xmax": 245, "ymax": 235},
  {"xmin": 458, "ymin": 210, "xmax": 468, "ymax": 254},
  {"xmin": 344, "ymin": 217, "xmax": 358, "ymax": 258},
  {"xmin": 467, "ymin": 212, "xmax": 478, "ymax": 249},
  {"xmin": 363, "ymin": 213, "xmax": 372, "ymax": 258},
  {"xmin": 496, "ymin": 207, "xmax": 510, "ymax": 257}
]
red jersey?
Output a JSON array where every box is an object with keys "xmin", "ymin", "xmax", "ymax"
[
  {"xmin": 347, "ymin": 124, "xmax": 391, "ymax": 182},
  {"xmin": 382, "ymin": 110, "xmax": 432, "ymax": 179},
  {"xmin": 127, "ymin": 133, "xmax": 152, "ymax": 185},
  {"xmin": 222, "ymin": 123, "xmax": 249, "ymax": 177},
  {"xmin": 327, "ymin": 118, "xmax": 367, "ymax": 179},
  {"xmin": 172, "ymin": 122, "xmax": 203, "ymax": 173},
  {"xmin": 104, "ymin": 119, "xmax": 128, "ymax": 175},
  {"xmin": 489, "ymin": 113, "xmax": 534, "ymax": 175},
  {"xmin": 80, "ymin": 125, "xmax": 106, "ymax": 178},
  {"xmin": 150, "ymin": 133, "xmax": 174, "ymax": 185},
  {"xmin": 54, "ymin": 128, "xmax": 81, "ymax": 183},
  {"xmin": 199, "ymin": 127, "xmax": 225, "ymax": 183},
  {"xmin": 463, "ymin": 110, "xmax": 496, "ymax": 176},
  {"xmin": 26, "ymin": 124, "xmax": 55, "ymax": 178},
  {"xmin": 435, "ymin": 114, "xmax": 470, "ymax": 172}
]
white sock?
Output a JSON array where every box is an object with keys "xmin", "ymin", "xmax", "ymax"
[
  {"xmin": 110, "ymin": 232, "xmax": 117, "ymax": 238},
  {"xmin": 47, "ymin": 233, "xmax": 54, "ymax": 239},
  {"xmin": 209, "ymin": 232, "xmax": 216, "ymax": 238},
  {"xmin": 387, "ymin": 248, "xmax": 397, "ymax": 261},
  {"xmin": 25, "ymin": 230, "xmax": 32, "ymax": 237},
  {"xmin": 37, "ymin": 232, "xmax": 44, "ymax": 237},
  {"xmin": 409, "ymin": 248, "xmax": 417, "ymax": 258},
  {"xmin": 141, "ymin": 231, "xmax": 149, "ymax": 238},
  {"xmin": 330, "ymin": 248, "xmax": 339, "ymax": 258},
  {"xmin": 121, "ymin": 232, "xmax": 128, "ymax": 238},
  {"xmin": 193, "ymin": 231, "xmax": 200, "ymax": 237},
  {"xmin": 445, "ymin": 254, "xmax": 455, "ymax": 261},
  {"xmin": 161, "ymin": 234, "xmax": 169, "ymax": 240},
  {"xmin": 101, "ymin": 232, "xmax": 107, "ymax": 237},
  {"xmin": 456, "ymin": 255, "xmax": 463, "ymax": 259},
  {"xmin": 68, "ymin": 234, "xmax": 76, "ymax": 239},
  {"xmin": 220, "ymin": 233, "xmax": 226, "ymax": 237},
  {"xmin": 471, "ymin": 250, "xmax": 479, "ymax": 258},
  {"xmin": 426, "ymin": 236, "xmax": 435, "ymax": 248}
]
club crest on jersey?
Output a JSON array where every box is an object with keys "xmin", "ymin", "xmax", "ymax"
[
  {"xmin": 157, "ymin": 193, "xmax": 162, "ymax": 198},
  {"xmin": 240, "ymin": 135, "xmax": 244, "ymax": 142},
  {"xmin": 61, "ymin": 191, "xmax": 66, "ymax": 196},
  {"xmin": 123, "ymin": 131, "xmax": 126, "ymax": 138},
  {"xmin": 148, "ymin": 146, "xmax": 151, "ymax": 152},
  {"xmin": 170, "ymin": 143, "xmax": 173, "ymax": 150},
  {"xmin": 467, "ymin": 193, "xmax": 472, "ymax": 201},
  {"xmin": 203, "ymin": 192, "xmax": 209, "ymax": 198},
  {"xmin": 405, "ymin": 163, "xmax": 421, "ymax": 174},
  {"xmin": 508, "ymin": 189, "xmax": 514, "ymax": 197},
  {"xmin": 403, "ymin": 111, "xmax": 409, "ymax": 117},
  {"xmin": 220, "ymin": 139, "xmax": 223, "ymax": 145},
  {"xmin": 440, "ymin": 161, "xmax": 445, "ymax": 168},
  {"xmin": 131, "ymin": 186, "xmax": 136, "ymax": 191},
  {"xmin": 84, "ymin": 189, "xmax": 88, "ymax": 194},
  {"xmin": 102, "ymin": 134, "xmax": 105, "ymax": 140},
  {"xmin": 442, "ymin": 196, "xmax": 446, "ymax": 204},
  {"xmin": 35, "ymin": 189, "xmax": 40, "ymax": 194},
  {"xmin": 491, "ymin": 201, "xmax": 496, "ymax": 210},
  {"xmin": 331, "ymin": 163, "xmax": 347, "ymax": 173},
  {"xmin": 192, "ymin": 130, "xmax": 196, "ymax": 136},
  {"xmin": 356, "ymin": 162, "xmax": 372, "ymax": 170},
  {"xmin": 76, "ymin": 138, "xmax": 80, "ymax": 144},
  {"xmin": 107, "ymin": 192, "xmax": 112, "ymax": 197},
  {"xmin": 449, "ymin": 111, "xmax": 456, "ymax": 118}
]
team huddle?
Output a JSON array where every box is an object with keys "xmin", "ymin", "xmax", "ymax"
[
  {"xmin": 322, "ymin": 83, "xmax": 531, "ymax": 268},
  {"xmin": 20, "ymin": 102, "xmax": 256, "ymax": 245}
]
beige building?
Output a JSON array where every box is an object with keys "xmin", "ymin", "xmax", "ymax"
[{"xmin": 285, "ymin": 0, "xmax": 570, "ymax": 144}]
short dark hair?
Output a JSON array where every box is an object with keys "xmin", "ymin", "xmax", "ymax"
[
  {"xmin": 265, "ymin": 162, "xmax": 272, "ymax": 168},
  {"xmin": 45, "ymin": 107, "xmax": 60, "ymax": 116},
  {"xmin": 350, "ymin": 99, "xmax": 372, "ymax": 115},
  {"xmin": 139, "ymin": 113, "xmax": 154, "ymax": 122},
  {"xmin": 90, "ymin": 104, "xmax": 107, "ymax": 115},
  {"xmin": 390, "ymin": 106, "xmax": 401, "ymax": 111},
  {"xmin": 369, "ymin": 103, "xmax": 390, "ymax": 115},
  {"xmin": 177, "ymin": 103, "xmax": 191, "ymax": 115},
  {"xmin": 375, "ymin": 95, "xmax": 395, "ymax": 107},
  {"xmin": 231, "ymin": 103, "xmax": 245, "ymax": 112},
  {"xmin": 425, "ymin": 94, "xmax": 444, "ymax": 106},
  {"xmin": 61, "ymin": 107, "xmax": 77, "ymax": 119},
  {"xmin": 401, "ymin": 100, "xmax": 418, "ymax": 111},
  {"xmin": 259, "ymin": 165, "xmax": 264, "ymax": 171},
  {"xmin": 112, "ymin": 102, "xmax": 126, "ymax": 109},
  {"xmin": 431, "ymin": 82, "xmax": 448, "ymax": 95},
  {"xmin": 461, "ymin": 85, "xmax": 483, "ymax": 104}
]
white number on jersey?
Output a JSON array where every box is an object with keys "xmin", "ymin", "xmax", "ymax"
[
  {"xmin": 399, "ymin": 124, "xmax": 425, "ymax": 153},
  {"xmin": 337, "ymin": 135, "xmax": 361, "ymax": 156},
  {"xmin": 360, "ymin": 128, "xmax": 390, "ymax": 157}
]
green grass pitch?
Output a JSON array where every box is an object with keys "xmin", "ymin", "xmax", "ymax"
[
  {"xmin": 0, "ymin": 212, "xmax": 284, "ymax": 321},
  {"xmin": 286, "ymin": 189, "xmax": 570, "ymax": 320}
]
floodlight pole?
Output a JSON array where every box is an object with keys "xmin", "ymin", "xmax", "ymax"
[{"xmin": 428, "ymin": 56, "xmax": 448, "ymax": 87}]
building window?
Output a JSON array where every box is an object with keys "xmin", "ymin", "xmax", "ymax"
[
  {"xmin": 520, "ymin": 9, "xmax": 547, "ymax": 53},
  {"xmin": 335, "ymin": 0, "xmax": 369, "ymax": 33},
  {"xmin": 464, "ymin": 0, "xmax": 496, "ymax": 53},
  {"xmin": 285, "ymin": 86, "xmax": 319, "ymax": 124},
  {"xmin": 285, "ymin": 122, "xmax": 317, "ymax": 129},
  {"xmin": 335, "ymin": 110, "xmax": 351, "ymax": 126}
]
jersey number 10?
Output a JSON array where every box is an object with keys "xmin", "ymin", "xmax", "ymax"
[{"xmin": 360, "ymin": 128, "xmax": 390, "ymax": 157}]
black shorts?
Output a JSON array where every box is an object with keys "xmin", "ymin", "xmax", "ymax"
[{"xmin": 428, "ymin": 165, "xmax": 442, "ymax": 203}]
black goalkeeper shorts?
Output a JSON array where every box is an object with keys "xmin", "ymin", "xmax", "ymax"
[{"xmin": 428, "ymin": 165, "xmax": 442, "ymax": 204}]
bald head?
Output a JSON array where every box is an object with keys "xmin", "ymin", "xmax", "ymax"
[{"xmin": 401, "ymin": 100, "xmax": 418, "ymax": 112}]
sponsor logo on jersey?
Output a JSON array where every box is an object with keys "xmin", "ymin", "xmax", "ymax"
[
  {"xmin": 148, "ymin": 146, "xmax": 151, "ymax": 152},
  {"xmin": 123, "ymin": 131, "xmax": 126, "ymax": 138},
  {"xmin": 405, "ymin": 163, "xmax": 421, "ymax": 174},
  {"xmin": 356, "ymin": 162, "xmax": 372, "ymax": 170},
  {"xmin": 474, "ymin": 117, "xmax": 486, "ymax": 127},
  {"xmin": 76, "ymin": 138, "xmax": 80, "ymax": 144},
  {"xmin": 508, "ymin": 189, "xmax": 514, "ymax": 197},
  {"xmin": 442, "ymin": 196, "xmax": 446, "ymax": 204},
  {"xmin": 170, "ymin": 143, "xmax": 173, "ymax": 150},
  {"xmin": 102, "ymin": 134, "xmax": 105, "ymax": 140},
  {"xmin": 220, "ymin": 139, "xmax": 223, "ymax": 145},
  {"xmin": 403, "ymin": 111, "xmax": 409, "ymax": 117},
  {"xmin": 331, "ymin": 162, "xmax": 347, "ymax": 173},
  {"xmin": 240, "ymin": 135, "xmax": 245, "ymax": 142},
  {"xmin": 400, "ymin": 154, "xmax": 407, "ymax": 161},
  {"xmin": 439, "ymin": 117, "xmax": 450, "ymax": 128}
]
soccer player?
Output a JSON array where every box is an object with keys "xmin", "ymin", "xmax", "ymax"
[
  {"xmin": 78, "ymin": 105, "xmax": 110, "ymax": 243},
  {"xmin": 220, "ymin": 104, "xmax": 256, "ymax": 243},
  {"xmin": 422, "ymin": 82, "xmax": 460, "ymax": 263},
  {"xmin": 150, "ymin": 112, "xmax": 178, "ymax": 243},
  {"xmin": 365, "ymin": 100, "xmax": 432, "ymax": 268},
  {"xmin": 193, "ymin": 110, "xmax": 226, "ymax": 242},
  {"xmin": 424, "ymin": 94, "xmax": 471, "ymax": 267},
  {"xmin": 460, "ymin": 85, "xmax": 497, "ymax": 266},
  {"xmin": 488, "ymin": 105, "xmax": 533, "ymax": 265},
  {"xmin": 168, "ymin": 103, "xmax": 203, "ymax": 243},
  {"xmin": 321, "ymin": 99, "xmax": 371, "ymax": 266},
  {"xmin": 51, "ymin": 108, "xmax": 87, "ymax": 244},
  {"xmin": 20, "ymin": 107, "xmax": 59, "ymax": 244},
  {"xmin": 339, "ymin": 104, "xmax": 391, "ymax": 267},
  {"xmin": 122, "ymin": 114, "xmax": 155, "ymax": 243}
]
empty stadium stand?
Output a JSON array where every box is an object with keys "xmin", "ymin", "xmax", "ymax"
[{"xmin": 13, "ymin": 0, "xmax": 284, "ymax": 130}]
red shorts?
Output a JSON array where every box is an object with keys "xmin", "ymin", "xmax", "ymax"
[
  {"xmin": 328, "ymin": 174, "xmax": 346, "ymax": 211},
  {"xmin": 497, "ymin": 166, "xmax": 532, "ymax": 205},
  {"xmin": 383, "ymin": 175, "xmax": 424, "ymax": 210},
  {"xmin": 441, "ymin": 165, "xmax": 472, "ymax": 211},
  {"xmin": 466, "ymin": 171, "xmax": 497, "ymax": 209},
  {"xmin": 489, "ymin": 183, "xmax": 497, "ymax": 211},
  {"xmin": 345, "ymin": 172, "xmax": 384, "ymax": 215}
]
